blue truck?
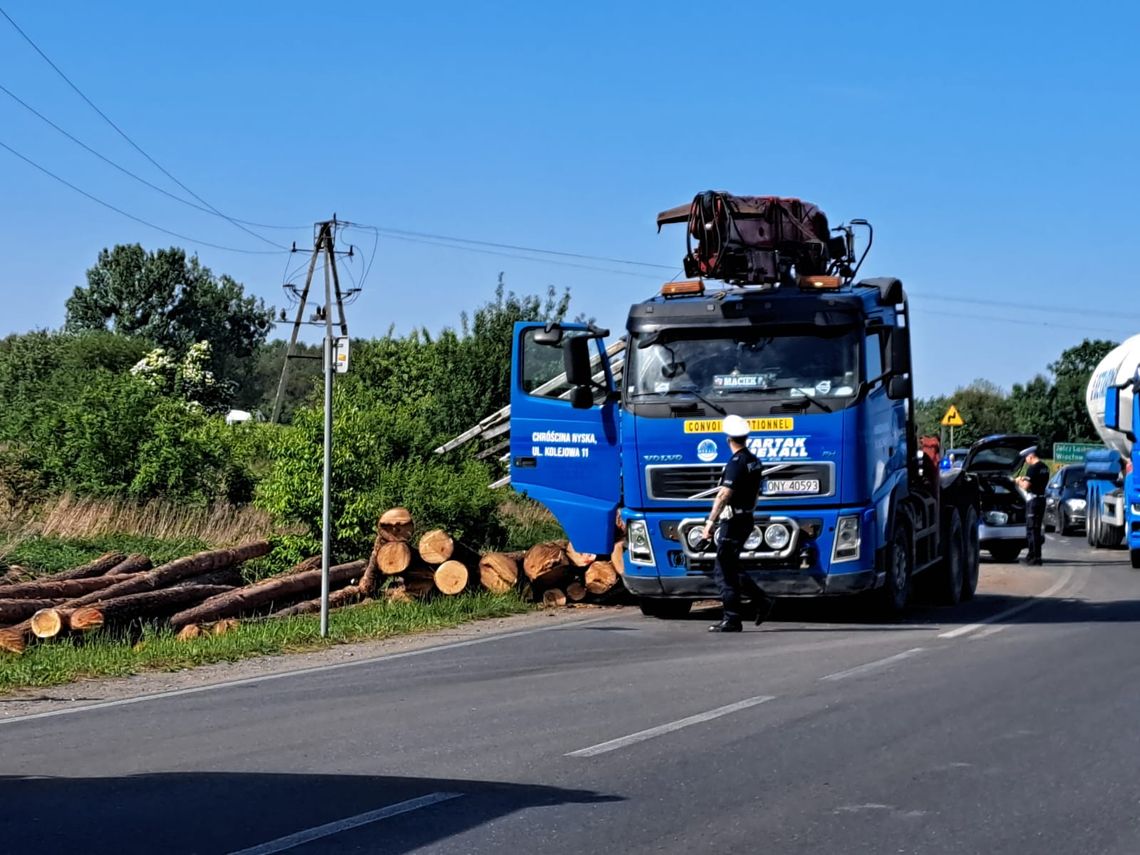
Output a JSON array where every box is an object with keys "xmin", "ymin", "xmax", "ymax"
[
  {"xmin": 508, "ymin": 193, "xmax": 982, "ymax": 616},
  {"xmin": 1084, "ymin": 335, "xmax": 1140, "ymax": 567}
]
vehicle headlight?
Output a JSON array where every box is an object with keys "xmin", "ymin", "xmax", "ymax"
[
  {"xmin": 1132, "ymin": 503, "xmax": 1140, "ymax": 517},
  {"xmin": 985, "ymin": 511, "xmax": 1009, "ymax": 526},
  {"xmin": 763, "ymin": 523, "xmax": 791, "ymax": 550},
  {"xmin": 1065, "ymin": 498, "xmax": 1086, "ymax": 511},
  {"xmin": 744, "ymin": 527, "xmax": 764, "ymax": 551},
  {"xmin": 685, "ymin": 526, "xmax": 706, "ymax": 549},
  {"xmin": 832, "ymin": 515, "xmax": 860, "ymax": 563},
  {"xmin": 628, "ymin": 520, "xmax": 655, "ymax": 565}
]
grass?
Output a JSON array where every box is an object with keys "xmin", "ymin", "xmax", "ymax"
[
  {"xmin": 498, "ymin": 496, "xmax": 565, "ymax": 549},
  {"xmin": 1, "ymin": 533, "xmax": 209, "ymax": 574},
  {"xmin": 0, "ymin": 591, "xmax": 533, "ymax": 693}
]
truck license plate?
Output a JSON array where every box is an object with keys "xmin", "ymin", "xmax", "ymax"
[{"xmin": 764, "ymin": 479, "xmax": 820, "ymax": 495}]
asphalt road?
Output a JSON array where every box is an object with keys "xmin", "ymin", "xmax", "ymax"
[{"xmin": 3, "ymin": 534, "xmax": 1139, "ymax": 854}]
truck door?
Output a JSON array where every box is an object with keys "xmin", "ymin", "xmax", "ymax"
[{"xmin": 510, "ymin": 322, "xmax": 621, "ymax": 555}]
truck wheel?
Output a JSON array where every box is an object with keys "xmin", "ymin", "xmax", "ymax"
[
  {"xmin": 638, "ymin": 598, "xmax": 693, "ymax": 619},
  {"xmin": 935, "ymin": 510, "xmax": 964, "ymax": 606},
  {"xmin": 961, "ymin": 506, "xmax": 980, "ymax": 601},
  {"xmin": 1087, "ymin": 502, "xmax": 1098, "ymax": 547},
  {"xmin": 988, "ymin": 544, "xmax": 1022, "ymax": 563},
  {"xmin": 1093, "ymin": 513, "xmax": 1124, "ymax": 549},
  {"xmin": 1132, "ymin": 549, "xmax": 1140, "ymax": 570},
  {"xmin": 878, "ymin": 523, "xmax": 911, "ymax": 617}
]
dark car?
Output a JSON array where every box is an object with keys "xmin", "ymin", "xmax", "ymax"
[
  {"xmin": 1044, "ymin": 464, "xmax": 1087, "ymax": 535},
  {"xmin": 951, "ymin": 434, "xmax": 1038, "ymax": 563}
]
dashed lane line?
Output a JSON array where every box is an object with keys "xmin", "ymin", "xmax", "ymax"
[{"xmin": 938, "ymin": 566, "xmax": 1075, "ymax": 640}]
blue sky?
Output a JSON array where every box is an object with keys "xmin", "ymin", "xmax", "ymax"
[{"xmin": 1, "ymin": 1, "xmax": 1137, "ymax": 397}]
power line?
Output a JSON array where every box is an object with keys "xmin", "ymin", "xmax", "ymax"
[
  {"xmin": 0, "ymin": 5, "xmax": 288, "ymax": 251},
  {"xmin": 0, "ymin": 138, "xmax": 283, "ymax": 255},
  {"xmin": 912, "ymin": 307, "xmax": 1132, "ymax": 337},
  {"xmin": 911, "ymin": 291, "xmax": 1140, "ymax": 322}
]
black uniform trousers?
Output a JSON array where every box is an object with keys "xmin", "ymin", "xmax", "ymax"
[
  {"xmin": 1026, "ymin": 496, "xmax": 1046, "ymax": 562},
  {"xmin": 713, "ymin": 514, "xmax": 771, "ymax": 623}
]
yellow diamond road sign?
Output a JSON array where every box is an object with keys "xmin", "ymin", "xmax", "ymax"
[{"xmin": 941, "ymin": 405, "xmax": 965, "ymax": 427}]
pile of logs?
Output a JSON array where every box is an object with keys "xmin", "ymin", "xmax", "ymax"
[{"xmin": 0, "ymin": 508, "xmax": 629, "ymax": 656}]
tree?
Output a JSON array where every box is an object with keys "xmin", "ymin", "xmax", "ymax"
[
  {"xmin": 1049, "ymin": 339, "xmax": 1117, "ymax": 444},
  {"xmin": 65, "ymin": 245, "xmax": 275, "ymax": 392},
  {"xmin": 916, "ymin": 380, "xmax": 1012, "ymax": 448}
]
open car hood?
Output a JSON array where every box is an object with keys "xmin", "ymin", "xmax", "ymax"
[{"xmin": 963, "ymin": 434, "xmax": 1039, "ymax": 474}]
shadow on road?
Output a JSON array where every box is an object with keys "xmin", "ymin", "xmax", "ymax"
[{"xmin": 0, "ymin": 772, "xmax": 621, "ymax": 854}]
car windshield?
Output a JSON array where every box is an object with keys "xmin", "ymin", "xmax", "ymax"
[
  {"xmin": 627, "ymin": 328, "xmax": 861, "ymax": 404},
  {"xmin": 1063, "ymin": 467, "xmax": 1086, "ymax": 491}
]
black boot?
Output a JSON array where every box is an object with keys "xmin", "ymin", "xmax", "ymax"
[
  {"xmin": 753, "ymin": 597, "xmax": 775, "ymax": 626},
  {"xmin": 708, "ymin": 618, "xmax": 743, "ymax": 633}
]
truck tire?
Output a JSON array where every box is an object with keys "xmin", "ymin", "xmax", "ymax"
[
  {"xmin": 934, "ymin": 509, "xmax": 964, "ymax": 606},
  {"xmin": 638, "ymin": 598, "xmax": 693, "ymax": 619},
  {"xmin": 961, "ymin": 506, "xmax": 980, "ymax": 601},
  {"xmin": 1131, "ymin": 549, "xmax": 1140, "ymax": 570},
  {"xmin": 988, "ymin": 544, "xmax": 1022, "ymax": 563},
  {"xmin": 1093, "ymin": 512, "xmax": 1124, "ymax": 549},
  {"xmin": 877, "ymin": 522, "xmax": 912, "ymax": 617},
  {"xmin": 1087, "ymin": 502, "xmax": 1098, "ymax": 547}
]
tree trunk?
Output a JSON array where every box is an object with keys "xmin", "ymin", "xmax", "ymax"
[
  {"xmin": 376, "ymin": 541, "xmax": 414, "ymax": 575},
  {"xmin": 377, "ymin": 507, "xmax": 414, "ymax": 543},
  {"xmin": 30, "ymin": 608, "xmax": 65, "ymax": 639},
  {"xmin": 272, "ymin": 584, "xmax": 365, "ymax": 618},
  {"xmin": 177, "ymin": 624, "xmax": 202, "ymax": 641},
  {"xmin": 385, "ymin": 583, "xmax": 412, "ymax": 604},
  {"xmin": 0, "ymin": 598, "xmax": 66, "ymax": 624},
  {"xmin": 174, "ymin": 567, "xmax": 244, "ymax": 588},
  {"xmin": 542, "ymin": 588, "xmax": 567, "ymax": 608},
  {"xmin": 47, "ymin": 552, "xmax": 127, "ymax": 581},
  {"xmin": 0, "ymin": 576, "xmax": 123, "ymax": 601},
  {"xmin": 0, "ymin": 620, "xmax": 31, "ymax": 653},
  {"xmin": 402, "ymin": 566, "xmax": 436, "ymax": 600},
  {"xmin": 212, "ymin": 618, "xmax": 240, "ymax": 636},
  {"xmin": 565, "ymin": 543, "xmax": 597, "ymax": 568},
  {"xmin": 610, "ymin": 540, "xmax": 625, "ymax": 575},
  {"xmin": 566, "ymin": 582, "xmax": 588, "ymax": 603},
  {"xmin": 356, "ymin": 553, "xmax": 381, "ymax": 598},
  {"xmin": 478, "ymin": 553, "xmax": 519, "ymax": 594},
  {"xmin": 434, "ymin": 560, "xmax": 469, "ymax": 595},
  {"xmin": 585, "ymin": 560, "xmax": 619, "ymax": 595},
  {"xmin": 284, "ymin": 556, "xmax": 323, "ymax": 576},
  {"xmin": 106, "ymin": 554, "xmax": 154, "ymax": 576},
  {"xmin": 167, "ymin": 559, "xmax": 365, "ymax": 629},
  {"xmin": 523, "ymin": 543, "xmax": 569, "ymax": 586},
  {"xmin": 417, "ymin": 529, "xmax": 454, "ymax": 565},
  {"xmin": 67, "ymin": 585, "xmax": 237, "ymax": 633},
  {"xmin": 60, "ymin": 541, "xmax": 273, "ymax": 614}
]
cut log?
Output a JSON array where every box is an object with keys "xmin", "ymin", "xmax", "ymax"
[
  {"xmin": 167, "ymin": 559, "xmax": 365, "ymax": 629},
  {"xmin": 0, "ymin": 575, "xmax": 123, "ymax": 601},
  {"xmin": 542, "ymin": 588, "xmax": 567, "ymax": 608},
  {"xmin": 565, "ymin": 543, "xmax": 597, "ymax": 568},
  {"xmin": 566, "ymin": 582, "xmax": 588, "ymax": 603},
  {"xmin": 523, "ymin": 543, "xmax": 569, "ymax": 585},
  {"xmin": 610, "ymin": 540, "xmax": 625, "ymax": 575},
  {"xmin": 271, "ymin": 584, "xmax": 365, "ymax": 618},
  {"xmin": 47, "ymin": 551, "xmax": 127, "ymax": 581},
  {"xmin": 67, "ymin": 585, "xmax": 237, "ymax": 633},
  {"xmin": 30, "ymin": 608, "xmax": 64, "ymax": 639},
  {"xmin": 59, "ymin": 541, "xmax": 273, "ymax": 614},
  {"xmin": 174, "ymin": 567, "xmax": 243, "ymax": 588},
  {"xmin": 212, "ymin": 618, "xmax": 240, "ymax": 636},
  {"xmin": 385, "ymin": 584, "xmax": 412, "ymax": 604},
  {"xmin": 377, "ymin": 508, "xmax": 414, "ymax": 543},
  {"xmin": 402, "ymin": 565, "xmax": 436, "ymax": 599},
  {"xmin": 478, "ymin": 553, "xmax": 519, "ymax": 594},
  {"xmin": 418, "ymin": 529, "xmax": 454, "ymax": 565},
  {"xmin": 106, "ymin": 553, "xmax": 154, "ymax": 576},
  {"xmin": 376, "ymin": 541, "xmax": 414, "ymax": 575},
  {"xmin": 0, "ymin": 598, "xmax": 66, "ymax": 624},
  {"xmin": 0, "ymin": 566, "xmax": 33, "ymax": 586},
  {"xmin": 0, "ymin": 620, "xmax": 31, "ymax": 654},
  {"xmin": 356, "ymin": 553, "xmax": 381, "ymax": 598},
  {"xmin": 585, "ymin": 560, "xmax": 619, "ymax": 595},
  {"xmin": 434, "ymin": 560, "xmax": 469, "ymax": 595},
  {"xmin": 177, "ymin": 624, "xmax": 202, "ymax": 641}
]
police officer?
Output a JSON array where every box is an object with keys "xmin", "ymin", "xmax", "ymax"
[
  {"xmin": 701, "ymin": 414, "xmax": 774, "ymax": 633},
  {"xmin": 1017, "ymin": 445, "xmax": 1049, "ymax": 566}
]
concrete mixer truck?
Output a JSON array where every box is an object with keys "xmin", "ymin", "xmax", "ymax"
[{"xmin": 1084, "ymin": 334, "xmax": 1140, "ymax": 568}]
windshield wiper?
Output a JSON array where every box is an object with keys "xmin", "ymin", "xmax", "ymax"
[
  {"xmin": 777, "ymin": 394, "xmax": 832, "ymax": 414},
  {"xmin": 629, "ymin": 389, "xmax": 727, "ymax": 415},
  {"xmin": 734, "ymin": 384, "xmax": 834, "ymax": 413}
]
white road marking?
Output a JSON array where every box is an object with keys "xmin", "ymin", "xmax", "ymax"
[
  {"xmin": 938, "ymin": 566, "xmax": 1075, "ymax": 639},
  {"xmin": 970, "ymin": 625, "xmax": 1008, "ymax": 641},
  {"xmin": 566, "ymin": 695, "xmax": 774, "ymax": 757},
  {"xmin": 819, "ymin": 647, "xmax": 926, "ymax": 682},
  {"xmin": 0, "ymin": 614, "xmax": 622, "ymax": 726},
  {"xmin": 228, "ymin": 792, "xmax": 462, "ymax": 855}
]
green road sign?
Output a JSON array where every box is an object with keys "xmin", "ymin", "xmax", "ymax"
[{"xmin": 1053, "ymin": 442, "xmax": 1102, "ymax": 463}]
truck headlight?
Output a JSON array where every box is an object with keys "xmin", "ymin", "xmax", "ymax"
[
  {"xmin": 1132, "ymin": 503, "xmax": 1140, "ymax": 517},
  {"xmin": 764, "ymin": 523, "xmax": 791, "ymax": 550},
  {"xmin": 1065, "ymin": 498, "xmax": 1086, "ymax": 511},
  {"xmin": 832, "ymin": 515, "xmax": 860, "ymax": 563},
  {"xmin": 985, "ymin": 511, "xmax": 1009, "ymax": 526},
  {"xmin": 685, "ymin": 526, "xmax": 706, "ymax": 549},
  {"xmin": 627, "ymin": 520, "xmax": 655, "ymax": 565},
  {"xmin": 744, "ymin": 527, "xmax": 764, "ymax": 551}
]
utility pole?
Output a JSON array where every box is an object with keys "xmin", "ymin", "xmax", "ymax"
[{"xmin": 270, "ymin": 217, "xmax": 354, "ymax": 637}]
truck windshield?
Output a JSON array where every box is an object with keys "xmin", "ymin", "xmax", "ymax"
[{"xmin": 627, "ymin": 328, "xmax": 861, "ymax": 405}]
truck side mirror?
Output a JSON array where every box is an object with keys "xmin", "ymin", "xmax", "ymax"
[
  {"xmin": 563, "ymin": 335, "xmax": 594, "ymax": 387},
  {"xmin": 569, "ymin": 386, "xmax": 594, "ymax": 409},
  {"xmin": 887, "ymin": 374, "xmax": 911, "ymax": 400},
  {"xmin": 1105, "ymin": 387, "xmax": 1121, "ymax": 432}
]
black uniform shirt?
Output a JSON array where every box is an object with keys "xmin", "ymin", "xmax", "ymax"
[
  {"xmin": 719, "ymin": 447, "xmax": 764, "ymax": 512},
  {"xmin": 1025, "ymin": 460, "xmax": 1049, "ymax": 497}
]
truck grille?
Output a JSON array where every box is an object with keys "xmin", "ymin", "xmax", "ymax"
[{"xmin": 646, "ymin": 462, "xmax": 834, "ymax": 501}]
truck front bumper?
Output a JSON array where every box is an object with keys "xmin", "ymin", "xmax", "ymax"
[{"xmin": 623, "ymin": 568, "xmax": 879, "ymax": 599}]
